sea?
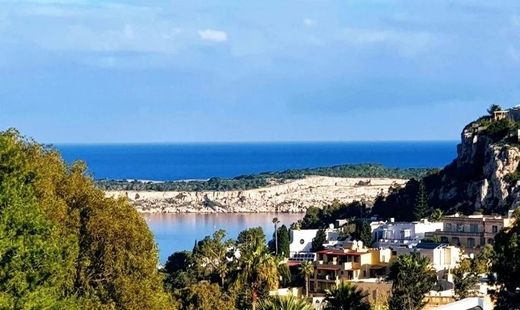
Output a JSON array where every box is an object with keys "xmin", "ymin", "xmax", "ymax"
[{"xmin": 56, "ymin": 142, "xmax": 457, "ymax": 262}]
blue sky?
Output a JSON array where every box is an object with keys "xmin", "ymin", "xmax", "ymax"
[{"xmin": 0, "ymin": 0, "xmax": 519, "ymax": 143}]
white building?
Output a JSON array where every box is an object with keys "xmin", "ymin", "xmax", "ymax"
[
  {"xmin": 372, "ymin": 219, "xmax": 443, "ymax": 248},
  {"xmin": 393, "ymin": 243, "xmax": 460, "ymax": 280},
  {"xmin": 289, "ymin": 226, "xmax": 340, "ymax": 261}
]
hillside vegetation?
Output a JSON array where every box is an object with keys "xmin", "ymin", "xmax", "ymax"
[
  {"xmin": 96, "ymin": 164, "xmax": 438, "ymax": 192},
  {"xmin": 0, "ymin": 129, "xmax": 173, "ymax": 309}
]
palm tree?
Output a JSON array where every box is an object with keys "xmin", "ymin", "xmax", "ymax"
[
  {"xmin": 235, "ymin": 228, "xmax": 279, "ymax": 310},
  {"xmin": 300, "ymin": 260, "xmax": 314, "ymax": 297},
  {"xmin": 259, "ymin": 295, "xmax": 313, "ymax": 310},
  {"xmin": 324, "ymin": 282, "xmax": 370, "ymax": 310},
  {"xmin": 430, "ymin": 208, "xmax": 443, "ymax": 222},
  {"xmin": 273, "ymin": 217, "xmax": 280, "ymax": 256}
]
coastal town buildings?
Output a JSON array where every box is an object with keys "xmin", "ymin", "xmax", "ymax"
[
  {"xmin": 426, "ymin": 214, "xmax": 514, "ymax": 254},
  {"xmin": 311, "ymin": 241, "xmax": 392, "ymax": 293},
  {"xmin": 392, "ymin": 243, "xmax": 460, "ymax": 281},
  {"xmin": 372, "ymin": 219, "xmax": 443, "ymax": 248},
  {"xmin": 289, "ymin": 226, "xmax": 340, "ymax": 261}
]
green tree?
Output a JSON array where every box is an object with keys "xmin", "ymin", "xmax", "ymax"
[
  {"xmin": 300, "ymin": 260, "xmax": 314, "ymax": 297},
  {"xmin": 278, "ymin": 262, "xmax": 292, "ymax": 288},
  {"xmin": 311, "ymin": 229, "xmax": 327, "ymax": 252},
  {"xmin": 0, "ymin": 132, "xmax": 77, "ymax": 308},
  {"xmin": 413, "ymin": 181, "xmax": 430, "ymax": 221},
  {"xmin": 488, "ymin": 104, "xmax": 503, "ymax": 116},
  {"xmin": 193, "ymin": 230, "xmax": 233, "ymax": 286},
  {"xmin": 351, "ymin": 219, "xmax": 373, "ymax": 247},
  {"xmin": 430, "ymin": 208, "xmax": 443, "ymax": 222},
  {"xmin": 164, "ymin": 251, "xmax": 197, "ymax": 290},
  {"xmin": 259, "ymin": 295, "xmax": 313, "ymax": 310},
  {"xmin": 273, "ymin": 217, "xmax": 280, "ymax": 256},
  {"xmin": 234, "ymin": 227, "xmax": 279, "ymax": 310},
  {"xmin": 453, "ymin": 258, "xmax": 479, "ymax": 300},
  {"xmin": 492, "ymin": 211, "xmax": 520, "ymax": 309},
  {"xmin": 387, "ymin": 253, "xmax": 436, "ymax": 310},
  {"xmin": 271, "ymin": 225, "xmax": 290, "ymax": 258},
  {"xmin": 0, "ymin": 130, "xmax": 173, "ymax": 309},
  {"xmin": 175, "ymin": 281, "xmax": 235, "ymax": 310},
  {"xmin": 324, "ymin": 282, "xmax": 370, "ymax": 310}
]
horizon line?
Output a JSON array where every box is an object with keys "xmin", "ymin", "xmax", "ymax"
[{"xmin": 49, "ymin": 139, "xmax": 459, "ymax": 146}]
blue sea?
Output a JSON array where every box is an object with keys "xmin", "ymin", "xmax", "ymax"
[
  {"xmin": 56, "ymin": 142, "xmax": 457, "ymax": 181},
  {"xmin": 55, "ymin": 141, "xmax": 458, "ymax": 261}
]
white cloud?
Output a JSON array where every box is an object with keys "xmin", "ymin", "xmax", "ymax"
[
  {"xmin": 303, "ymin": 18, "xmax": 317, "ymax": 27},
  {"xmin": 198, "ymin": 29, "xmax": 227, "ymax": 42}
]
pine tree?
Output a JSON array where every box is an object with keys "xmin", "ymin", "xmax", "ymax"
[{"xmin": 413, "ymin": 181, "xmax": 430, "ymax": 221}]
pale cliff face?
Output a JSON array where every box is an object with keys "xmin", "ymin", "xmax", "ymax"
[
  {"xmin": 433, "ymin": 125, "xmax": 520, "ymax": 213},
  {"xmin": 106, "ymin": 177, "xmax": 407, "ymax": 214}
]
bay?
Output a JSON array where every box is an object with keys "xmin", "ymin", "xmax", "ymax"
[
  {"xmin": 55, "ymin": 141, "xmax": 457, "ymax": 261},
  {"xmin": 144, "ymin": 213, "xmax": 304, "ymax": 263}
]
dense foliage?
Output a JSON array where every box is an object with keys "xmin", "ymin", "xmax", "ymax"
[
  {"xmin": 96, "ymin": 164, "xmax": 438, "ymax": 192},
  {"xmin": 0, "ymin": 129, "xmax": 172, "ymax": 309},
  {"xmin": 300, "ymin": 200, "xmax": 369, "ymax": 229},
  {"xmin": 387, "ymin": 253, "xmax": 436, "ymax": 310},
  {"xmin": 492, "ymin": 211, "xmax": 520, "ymax": 309},
  {"xmin": 258, "ymin": 295, "xmax": 313, "ymax": 310},
  {"xmin": 163, "ymin": 227, "xmax": 282, "ymax": 310},
  {"xmin": 269, "ymin": 224, "xmax": 290, "ymax": 258},
  {"xmin": 324, "ymin": 282, "xmax": 370, "ymax": 310}
]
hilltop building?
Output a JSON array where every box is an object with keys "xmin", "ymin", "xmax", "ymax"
[
  {"xmin": 493, "ymin": 105, "xmax": 520, "ymax": 122},
  {"xmin": 426, "ymin": 214, "xmax": 514, "ymax": 254}
]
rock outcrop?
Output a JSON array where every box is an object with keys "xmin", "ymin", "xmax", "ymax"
[
  {"xmin": 432, "ymin": 123, "xmax": 520, "ymax": 213},
  {"xmin": 374, "ymin": 111, "xmax": 520, "ymax": 219},
  {"xmin": 107, "ymin": 177, "xmax": 407, "ymax": 214}
]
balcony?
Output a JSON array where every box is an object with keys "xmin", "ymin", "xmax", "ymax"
[
  {"xmin": 343, "ymin": 262, "xmax": 360, "ymax": 270},
  {"xmin": 316, "ymin": 274, "xmax": 340, "ymax": 283},
  {"xmin": 436, "ymin": 230, "xmax": 482, "ymax": 236}
]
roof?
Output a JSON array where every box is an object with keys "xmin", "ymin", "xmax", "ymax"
[
  {"xmin": 316, "ymin": 265, "xmax": 342, "ymax": 271},
  {"xmin": 287, "ymin": 261, "xmax": 302, "ymax": 267},
  {"xmin": 316, "ymin": 249, "xmax": 366, "ymax": 257},
  {"xmin": 416, "ymin": 243, "xmax": 447, "ymax": 250}
]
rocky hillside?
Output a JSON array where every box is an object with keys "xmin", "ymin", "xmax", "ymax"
[
  {"xmin": 107, "ymin": 177, "xmax": 407, "ymax": 213},
  {"xmin": 373, "ymin": 107, "xmax": 520, "ymax": 220}
]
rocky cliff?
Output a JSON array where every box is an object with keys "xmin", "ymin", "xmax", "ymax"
[
  {"xmin": 107, "ymin": 177, "xmax": 407, "ymax": 213},
  {"xmin": 373, "ymin": 112, "xmax": 520, "ymax": 220}
]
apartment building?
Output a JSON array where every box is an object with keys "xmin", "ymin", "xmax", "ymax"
[
  {"xmin": 312, "ymin": 241, "xmax": 392, "ymax": 293},
  {"xmin": 427, "ymin": 214, "xmax": 514, "ymax": 254}
]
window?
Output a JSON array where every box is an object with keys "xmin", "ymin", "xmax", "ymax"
[
  {"xmin": 467, "ymin": 238, "xmax": 476, "ymax": 248},
  {"xmin": 492, "ymin": 225, "xmax": 498, "ymax": 233},
  {"xmin": 446, "ymin": 223, "xmax": 452, "ymax": 231},
  {"xmin": 452, "ymin": 237, "xmax": 460, "ymax": 245},
  {"xmin": 300, "ymin": 239, "xmax": 305, "ymax": 245},
  {"xmin": 456, "ymin": 224, "xmax": 464, "ymax": 232},
  {"xmin": 470, "ymin": 224, "xmax": 479, "ymax": 233},
  {"xmin": 441, "ymin": 236, "xmax": 449, "ymax": 243}
]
